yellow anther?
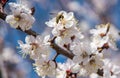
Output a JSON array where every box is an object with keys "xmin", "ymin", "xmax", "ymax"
[{"xmin": 14, "ymin": 17, "xmax": 20, "ymax": 21}]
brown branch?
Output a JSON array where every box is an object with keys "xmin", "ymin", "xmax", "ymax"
[
  {"xmin": 51, "ymin": 42, "xmax": 74, "ymax": 59},
  {"xmin": 16, "ymin": 27, "xmax": 39, "ymax": 37},
  {"xmin": 50, "ymin": 37, "xmax": 74, "ymax": 59},
  {"xmin": 0, "ymin": 12, "xmax": 6, "ymax": 20}
]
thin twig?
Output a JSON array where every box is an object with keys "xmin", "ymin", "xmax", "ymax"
[
  {"xmin": 0, "ymin": 12, "xmax": 7, "ymax": 20},
  {"xmin": 52, "ymin": 53, "xmax": 59, "ymax": 61}
]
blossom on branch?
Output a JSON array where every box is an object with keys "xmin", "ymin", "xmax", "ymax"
[
  {"xmin": 0, "ymin": 1, "xmax": 119, "ymax": 76},
  {"xmin": 46, "ymin": 11, "xmax": 84, "ymax": 50},
  {"xmin": 18, "ymin": 35, "xmax": 50, "ymax": 60},
  {"xmin": 56, "ymin": 59, "xmax": 80, "ymax": 78},
  {"xmin": 5, "ymin": 2, "xmax": 35, "ymax": 31},
  {"xmin": 90, "ymin": 23, "xmax": 118, "ymax": 52},
  {"xmin": 45, "ymin": 11, "xmax": 77, "ymax": 36},
  {"xmin": 34, "ymin": 59, "xmax": 56, "ymax": 77}
]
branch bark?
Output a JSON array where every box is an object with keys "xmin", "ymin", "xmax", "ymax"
[
  {"xmin": 51, "ymin": 42, "xmax": 74, "ymax": 59},
  {"xmin": 0, "ymin": 12, "xmax": 6, "ymax": 20}
]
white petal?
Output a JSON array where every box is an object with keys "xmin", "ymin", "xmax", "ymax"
[
  {"xmin": 55, "ymin": 37, "xmax": 62, "ymax": 44},
  {"xmin": 52, "ymin": 28, "xmax": 59, "ymax": 36},
  {"xmin": 76, "ymin": 32, "xmax": 84, "ymax": 39},
  {"xmin": 65, "ymin": 12, "xmax": 74, "ymax": 20},
  {"xmin": 58, "ymin": 11, "xmax": 67, "ymax": 16},
  {"xmin": 6, "ymin": 15, "xmax": 18, "ymax": 28},
  {"xmin": 45, "ymin": 18, "xmax": 56, "ymax": 27},
  {"xmin": 65, "ymin": 21, "xmax": 74, "ymax": 28},
  {"xmin": 25, "ymin": 35, "xmax": 35, "ymax": 44},
  {"xmin": 57, "ymin": 24, "xmax": 64, "ymax": 30},
  {"xmin": 90, "ymin": 29, "xmax": 97, "ymax": 34},
  {"xmin": 18, "ymin": 40, "xmax": 23, "ymax": 45},
  {"xmin": 43, "ymin": 35, "xmax": 50, "ymax": 45},
  {"xmin": 73, "ymin": 56, "xmax": 82, "ymax": 63},
  {"xmin": 6, "ymin": 15, "xmax": 14, "ymax": 23},
  {"xmin": 49, "ymin": 61, "xmax": 56, "ymax": 68},
  {"xmin": 71, "ymin": 64, "xmax": 81, "ymax": 73},
  {"xmin": 90, "ymin": 73, "xmax": 99, "ymax": 78}
]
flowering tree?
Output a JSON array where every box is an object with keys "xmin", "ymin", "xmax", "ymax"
[{"xmin": 0, "ymin": 0, "xmax": 120, "ymax": 78}]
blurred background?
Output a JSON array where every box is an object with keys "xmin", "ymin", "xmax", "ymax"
[{"xmin": 0, "ymin": 0, "xmax": 120, "ymax": 78}]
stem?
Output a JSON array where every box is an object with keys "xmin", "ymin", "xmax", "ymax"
[{"xmin": 52, "ymin": 53, "xmax": 59, "ymax": 61}]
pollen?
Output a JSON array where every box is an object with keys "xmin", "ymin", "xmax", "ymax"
[{"xmin": 14, "ymin": 16, "xmax": 21, "ymax": 21}]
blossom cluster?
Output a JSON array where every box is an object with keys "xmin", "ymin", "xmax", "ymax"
[
  {"xmin": 18, "ymin": 35, "xmax": 57, "ymax": 77},
  {"xmin": 4, "ymin": 2, "xmax": 120, "ymax": 78},
  {"xmin": 6, "ymin": 2, "xmax": 35, "ymax": 31}
]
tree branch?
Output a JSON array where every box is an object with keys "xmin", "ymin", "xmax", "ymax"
[
  {"xmin": 16, "ymin": 27, "xmax": 39, "ymax": 37},
  {"xmin": 51, "ymin": 42, "xmax": 74, "ymax": 59},
  {"xmin": 50, "ymin": 37, "xmax": 74, "ymax": 59},
  {"xmin": 0, "ymin": 12, "xmax": 6, "ymax": 20}
]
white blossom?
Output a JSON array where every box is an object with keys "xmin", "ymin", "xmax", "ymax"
[
  {"xmin": 46, "ymin": 11, "xmax": 84, "ymax": 51},
  {"xmin": 72, "ymin": 42, "xmax": 93, "ymax": 64},
  {"xmin": 18, "ymin": 35, "xmax": 50, "ymax": 59},
  {"xmin": 90, "ymin": 24, "xmax": 109, "ymax": 36},
  {"xmin": 71, "ymin": 41, "xmax": 104, "ymax": 75},
  {"xmin": 103, "ymin": 59, "xmax": 120, "ymax": 78},
  {"xmin": 83, "ymin": 54, "xmax": 104, "ymax": 75},
  {"xmin": 55, "ymin": 27, "xmax": 84, "ymax": 48},
  {"xmin": 34, "ymin": 59, "xmax": 56, "ymax": 77},
  {"xmin": 45, "ymin": 11, "xmax": 77, "ymax": 36},
  {"xmin": 6, "ymin": 2, "xmax": 35, "ymax": 31},
  {"xmin": 90, "ymin": 24, "xmax": 117, "ymax": 52},
  {"xmin": 56, "ymin": 59, "xmax": 80, "ymax": 78}
]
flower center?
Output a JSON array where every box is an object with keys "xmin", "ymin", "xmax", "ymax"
[
  {"xmin": 89, "ymin": 59, "xmax": 95, "ymax": 65},
  {"xmin": 14, "ymin": 16, "xmax": 21, "ymax": 21}
]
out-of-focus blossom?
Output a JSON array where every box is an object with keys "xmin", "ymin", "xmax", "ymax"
[
  {"xmin": 91, "ymin": 0, "xmax": 117, "ymax": 13},
  {"xmin": 2, "ymin": 47, "xmax": 20, "ymax": 63},
  {"xmin": 0, "ymin": 47, "xmax": 27, "ymax": 78}
]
